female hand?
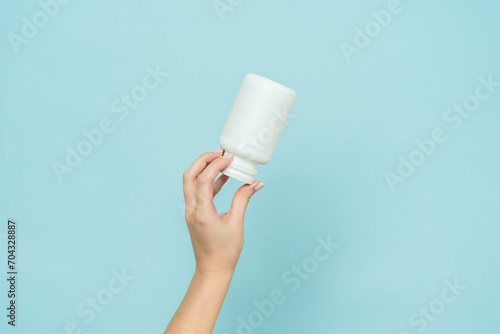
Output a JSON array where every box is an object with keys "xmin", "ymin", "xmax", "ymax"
[
  {"xmin": 165, "ymin": 149, "xmax": 265, "ymax": 334},
  {"xmin": 182, "ymin": 149, "xmax": 265, "ymax": 277}
]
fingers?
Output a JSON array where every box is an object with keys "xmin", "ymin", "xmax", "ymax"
[
  {"xmin": 183, "ymin": 150, "xmax": 223, "ymax": 210},
  {"xmin": 228, "ymin": 181, "xmax": 265, "ymax": 222},
  {"xmin": 196, "ymin": 155, "xmax": 234, "ymax": 210},
  {"xmin": 213, "ymin": 174, "xmax": 229, "ymax": 197}
]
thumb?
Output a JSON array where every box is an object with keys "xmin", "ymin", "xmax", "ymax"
[{"xmin": 229, "ymin": 181, "xmax": 265, "ymax": 221}]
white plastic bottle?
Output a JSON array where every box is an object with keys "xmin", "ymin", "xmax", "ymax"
[{"xmin": 219, "ymin": 73, "xmax": 296, "ymax": 184}]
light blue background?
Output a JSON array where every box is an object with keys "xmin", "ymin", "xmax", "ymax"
[{"xmin": 1, "ymin": 0, "xmax": 499, "ymax": 333}]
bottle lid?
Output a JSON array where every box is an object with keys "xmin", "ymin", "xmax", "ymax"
[{"xmin": 221, "ymin": 151, "xmax": 258, "ymax": 184}]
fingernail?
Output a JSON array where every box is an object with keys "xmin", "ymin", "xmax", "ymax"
[
  {"xmin": 254, "ymin": 182, "xmax": 265, "ymax": 191},
  {"xmin": 213, "ymin": 149, "xmax": 223, "ymax": 154},
  {"xmin": 222, "ymin": 153, "xmax": 233, "ymax": 159}
]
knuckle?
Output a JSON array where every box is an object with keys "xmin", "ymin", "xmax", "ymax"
[
  {"xmin": 194, "ymin": 209, "xmax": 207, "ymax": 224},
  {"xmin": 186, "ymin": 211, "xmax": 198, "ymax": 226},
  {"xmin": 197, "ymin": 174, "xmax": 210, "ymax": 185},
  {"xmin": 200, "ymin": 152, "xmax": 211, "ymax": 160},
  {"xmin": 184, "ymin": 206, "xmax": 194, "ymax": 217},
  {"xmin": 241, "ymin": 192, "xmax": 252, "ymax": 202}
]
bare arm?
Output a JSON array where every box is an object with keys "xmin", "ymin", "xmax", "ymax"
[{"xmin": 164, "ymin": 149, "xmax": 264, "ymax": 333}]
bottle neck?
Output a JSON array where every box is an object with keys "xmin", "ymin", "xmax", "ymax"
[{"xmin": 221, "ymin": 151, "xmax": 258, "ymax": 184}]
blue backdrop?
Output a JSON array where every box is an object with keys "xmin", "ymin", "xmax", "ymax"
[{"xmin": 1, "ymin": 0, "xmax": 499, "ymax": 333}]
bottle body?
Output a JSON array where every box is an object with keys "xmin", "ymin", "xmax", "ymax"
[{"xmin": 219, "ymin": 73, "xmax": 296, "ymax": 184}]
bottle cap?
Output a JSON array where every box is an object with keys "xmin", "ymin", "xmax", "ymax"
[{"xmin": 221, "ymin": 151, "xmax": 258, "ymax": 184}]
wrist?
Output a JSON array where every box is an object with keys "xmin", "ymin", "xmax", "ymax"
[{"xmin": 194, "ymin": 268, "xmax": 234, "ymax": 282}]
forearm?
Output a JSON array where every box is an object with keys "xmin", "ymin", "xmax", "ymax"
[
  {"xmin": 168, "ymin": 150, "xmax": 261, "ymax": 332},
  {"xmin": 165, "ymin": 270, "xmax": 233, "ymax": 333}
]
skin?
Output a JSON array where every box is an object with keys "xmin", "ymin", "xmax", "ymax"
[{"xmin": 164, "ymin": 149, "xmax": 265, "ymax": 334}]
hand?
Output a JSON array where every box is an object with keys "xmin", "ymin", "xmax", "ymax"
[
  {"xmin": 165, "ymin": 150, "xmax": 265, "ymax": 333},
  {"xmin": 182, "ymin": 149, "xmax": 265, "ymax": 277}
]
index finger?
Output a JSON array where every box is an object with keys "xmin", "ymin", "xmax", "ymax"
[
  {"xmin": 195, "ymin": 155, "xmax": 234, "ymax": 210},
  {"xmin": 183, "ymin": 149, "xmax": 223, "ymax": 209}
]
